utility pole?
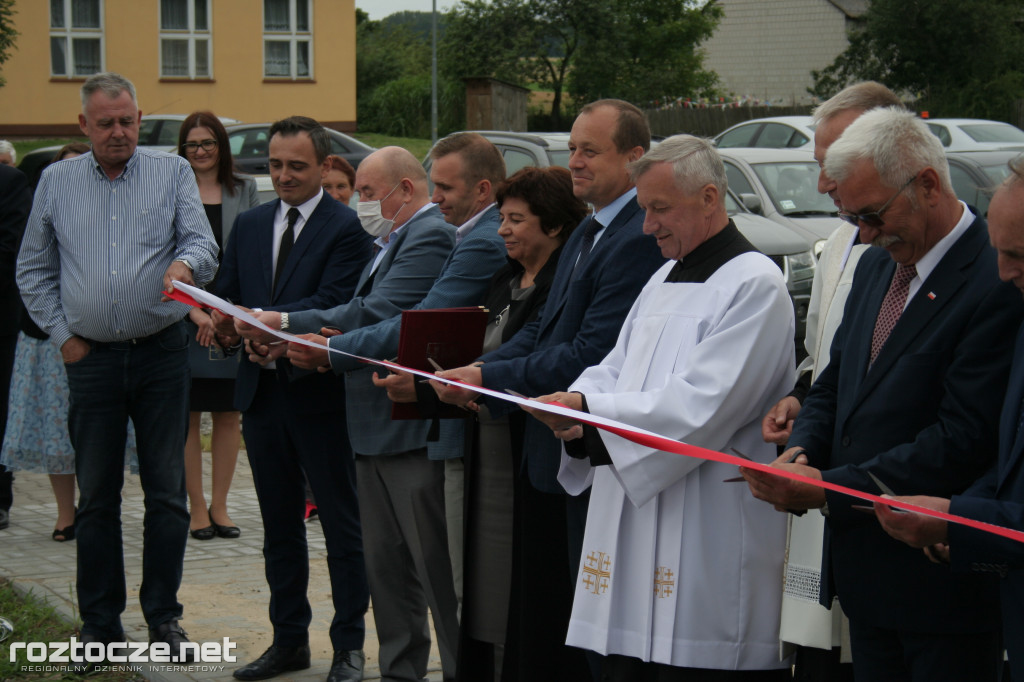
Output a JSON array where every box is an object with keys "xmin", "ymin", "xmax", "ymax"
[{"xmin": 431, "ymin": 0, "xmax": 438, "ymax": 143}]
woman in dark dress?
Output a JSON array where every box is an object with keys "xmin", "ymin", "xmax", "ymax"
[
  {"xmin": 177, "ymin": 111, "xmax": 259, "ymax": 540},
  {"xmin": 436, "ymin": 166, "xmax": 589, "ymax": 681}
]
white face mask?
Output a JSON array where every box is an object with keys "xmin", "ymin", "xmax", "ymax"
[{"xmin": 357, "ymin": 182, "xmax": 404, "ymax": 238}]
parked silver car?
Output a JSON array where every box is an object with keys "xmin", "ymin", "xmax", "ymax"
[
  {"xmin": 139, "ymin": 114, "xmax": 240, "ymax": 152},
  {"xmin": 226, "ymin": 123, "xmax": 375, "ymax": 175},
  {"xmin": 424, "ymin": 132, "xmax": 815, "ymax": 341},
  {"xmin": 717, "ymin": 147, "xmax": 839, "ymax": 257}
]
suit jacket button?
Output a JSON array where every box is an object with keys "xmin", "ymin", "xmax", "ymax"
[{"xmin": 841, "ymin": 436, "xmax": 851, "ymax": 447}]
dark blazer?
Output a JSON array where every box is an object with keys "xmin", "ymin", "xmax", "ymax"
[
  {"xmin": 327, "ymin": 205, "xmax": 506, "ymax": 460},
  {"xmin": 479, "ymin": 196, "xmax": 666, "ymax": 493},
  {"xmin": 484, "ymin": 249, "xmax": 563, "ymax": 342},
  {"xmin": 220, "ymin": 175, "xmax": 261, "ymax": 251},
  {"xmin": 215, "ymin": 194, "xmax": 372, "ymax": 412},
  {"xmin": 287, "ymin": 205, "xmax": 456, "ymax": 456},
  {"xmin": 790, "ymin": 216, "xmax": 1024, "ymax": 633},
  {"xmin": 949, "ymin": 320, "xmax": 1024, "ymax": 666},
  {"xmin": 0, "ymin": 166, "xmax": 31, "ymax": 332},
  {"xmin": 414, "ymin": 247, "xmax": 564, "ymax": 421}
]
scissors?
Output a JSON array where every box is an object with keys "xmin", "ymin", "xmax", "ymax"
[
  {"xmin": 852, "ymin": 470, "xmax": 906, "ymax": 514},
  {"xmin": 722, "ymin": 447, "xmax": 802, "ymax": 482}
]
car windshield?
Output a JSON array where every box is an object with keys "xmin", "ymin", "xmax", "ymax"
[
  {"xmin": 548, "ymin": 150, "xmax": 570, "ymax": 168},
  {"xmin": 960, "ymin": 124, "xmax": 1024, "ymax": 144},
  {"xmin": 751, "ymin": 162, "xmax": 837, "ymax": 216},
  {"xmin": 981, "ymin": 162, "xmax": 1016, "ymax": 185},
  {"xmin": 139, "ymin": 119, "xmax": 159, "ymax": 140},
  {"xmin": 724, "ymin": 191, "xmax": 741, "ymax": 214}
]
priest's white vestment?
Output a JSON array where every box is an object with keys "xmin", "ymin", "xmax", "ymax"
[{"xmin": 558, "ymin": 252, "xmax": 794, "ymax": 670}]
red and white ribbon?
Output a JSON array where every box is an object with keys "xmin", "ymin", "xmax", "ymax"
[{"xmin": 171, "ymin": 281, "xmax": 1024, "ymax": 545}]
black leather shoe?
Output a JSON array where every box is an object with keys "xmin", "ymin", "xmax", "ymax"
[
  {"xmin": 190, "ymin": 524, "xmax": 216, "ymax": 540},
  {"xmin": 71, "ymin": 633, "xmax": 124, "ymax": 675},
  {"xmin": 327, "ymin": 649, "xmax": 364, "ymax": 682},
  {"xmin": 233, "ymin": 644, "xmax": 311, "ymax": 680},
  {"xmin": 0, "ymin": 509, "xmax": 9, "ymax": 530},
  {"xmin": 149, "ymin": 620, "xmax": 194, "ymax": 663}
]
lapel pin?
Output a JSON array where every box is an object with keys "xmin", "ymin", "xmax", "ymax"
[{"xmin": 927, "ymin": 292, "xmax": 936, "ymax": 300}]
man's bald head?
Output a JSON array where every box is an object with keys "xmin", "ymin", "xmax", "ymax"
[
  {"xmin": 362, "ymin": 146, "xmax": 428, "ymax": 189},
  {"xmin": 354, "ymin": 146, "xmax": 431, "ymax": 232}
]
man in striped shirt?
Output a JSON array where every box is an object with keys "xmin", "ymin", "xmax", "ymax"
[{"xmin": 16, "ymin": 72, "xmax": 218, "ymax": 671}]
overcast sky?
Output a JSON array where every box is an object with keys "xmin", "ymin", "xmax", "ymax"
[{"xmin": 356, "ymin": 0, "xmax": 452, "ymax": 20}]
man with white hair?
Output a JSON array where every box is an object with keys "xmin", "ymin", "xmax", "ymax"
[
  {"xmin": 530, "ymin": 135, "xmax": 795, "ymax": 680},
  {"xmin": 760, "ymin": 81, "xmax": 902, "ymax": 680},
  {"xmin": 873, "ymin": 154, "xmax": 1024, "ymax": 681},
  {"xmin": 0, "ymin": 140, "xmax": 16, "ymax": 166},
  {"xmin": 743, "ymin": 107, "xmax": 1024, "ymax": 679}
]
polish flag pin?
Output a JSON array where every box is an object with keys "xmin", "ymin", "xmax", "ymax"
[{"xmin": 927, "ymin": 292, "xmax": 936, "ymax": 300}]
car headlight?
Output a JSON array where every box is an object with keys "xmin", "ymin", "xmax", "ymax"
[{"xmin": 786, "ymin": 250, "xmax": 816, "ymax": 283}]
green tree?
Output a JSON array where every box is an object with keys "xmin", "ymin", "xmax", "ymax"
[
  {"xmin": 569, "ymin": 0, "xmax": 721, "ymax": 106},
  {"xmin": 356, "ymin": 11, "xmax": 464, "ymax": 136},
  {"xmin": 442, "ymin": 0, "xmax": 610, "ymax": 128},
  {"xmin": 810, "ymin": 0, "xmax": 1024, "ymax": 121},
  {"xmin": 0, "ymin": 0, "xmax": 19, "ymax": 88},
  {"xmin": 441, "ymin": 0, "xmax": 721, "ymax": 128}
]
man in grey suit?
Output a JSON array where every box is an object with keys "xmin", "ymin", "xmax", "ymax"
[{"xmin": 247, "ymin": 142, "xmax": 496, "ymax": 682}]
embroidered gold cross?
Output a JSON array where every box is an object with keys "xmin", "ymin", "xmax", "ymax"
[
  {"xmin": 654, "ymin": 566, "xmax": 675, "ymax": 598},
  {"xmin": 582, "ymin": 551, "xmax": 612, "ymax": 595}
]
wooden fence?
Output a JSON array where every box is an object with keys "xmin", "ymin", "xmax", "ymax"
[{"xmin": 643, "ymin": 104, "xmax": 816, "ymax": 139}]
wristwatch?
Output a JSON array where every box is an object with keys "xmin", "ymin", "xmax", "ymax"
[
  {"xmin": 173, "ymin": 258, "xmax": 194, "ymax": 272},
  {"xmin": 280, "ymin": 312, "xmax": 290, "ymax": 331}
]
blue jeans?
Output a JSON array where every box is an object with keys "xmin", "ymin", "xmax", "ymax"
[{"xmin": 65, "ymin": 321, "xmax": 190, "ymax": 638}]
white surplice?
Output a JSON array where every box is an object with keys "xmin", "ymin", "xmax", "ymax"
[{"xmin": 558, "ymin": 253, "xmax": 794, "ymax": 670}]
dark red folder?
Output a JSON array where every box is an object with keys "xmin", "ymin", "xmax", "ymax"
[{"xmin": 391, "ymin": 307, "xmax": 488, "ymax": 420}]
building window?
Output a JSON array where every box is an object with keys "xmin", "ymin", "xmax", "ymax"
[
  {"xmin": 50, "ymin": 0, "xmax": 103, "ymax": 77},
  {"xmin": 263, "ymin": 0, "xmax": 311, "ymax": 79},
  {"xmin": 160, "ymin": 0, "xmax": 211, "ymax": 79}
]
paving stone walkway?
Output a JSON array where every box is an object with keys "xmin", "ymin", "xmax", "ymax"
[{"xmin": 1, "ymin": 454, "xmax": 444, "ymax": 682}]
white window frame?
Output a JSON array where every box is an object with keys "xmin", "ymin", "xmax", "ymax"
[
  {"xmin": 262, "ymin": 0, "xmax": 313, "ymax": 80},
  {"xmin": 49, "ymin": 0, "xmax": 105, "ymax": 78},
  {"xmin": 159, "ymin": 0, "xmax": 212, "ymax": 79}
]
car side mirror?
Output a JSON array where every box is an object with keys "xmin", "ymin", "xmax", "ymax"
[{"xmin": 739, "ymin": 193, "xmax": 763, "ymax": 215}]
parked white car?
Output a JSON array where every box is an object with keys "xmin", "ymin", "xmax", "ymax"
[
  {"xmin": 924, "ymin": 118, "xmax": 1024, "ymax": 152},
  {"xmin": 713, "ymin": 116, "xmax": 815, "ymax": 150}
]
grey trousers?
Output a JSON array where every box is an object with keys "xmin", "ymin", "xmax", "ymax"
[{"xmin": 356, "ymin": 451, "xmax": 459, "ymax": 681}]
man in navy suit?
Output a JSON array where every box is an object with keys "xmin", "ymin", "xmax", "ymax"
[
  {"xmin": 278, "ymin": 134, "xmax": 506, "ymax": 682},
  {"xmin": 743, "ymin": 108, "xmax": 1024, "ymax": 680},
  {"xmin": 873, "ymin": 159, "xmax": 1024, "ymax": 675},
  {"xmin": 434, "ymin": 99, "xmax": 666, "ymax": 680},
  {"xmin": 212, "ymin": 116, "xmax": 373, "ymax": 682}
]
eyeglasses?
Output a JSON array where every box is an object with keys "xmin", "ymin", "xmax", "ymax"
[
  {"xmin": 837, "ymin": 173, "xmax": 918, "ymax": 228},
  {"xmin": 182, "ymin": 139, "xmax": 218, "ymax": 155}
]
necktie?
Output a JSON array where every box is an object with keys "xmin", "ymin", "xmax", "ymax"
[
  {"xmin": 870, "ymin": 263, "xmax": 916, "ymax": 365},
  {"xmin": 274, "ymin": 207, "xmax": 300, "ymax": 290},
  {"xmin": 571, "ymin": 216, "xmax": 603, "ymax": 280}
]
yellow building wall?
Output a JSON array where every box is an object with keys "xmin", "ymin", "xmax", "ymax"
[{"xmin": 0, "ymin": 0, "xmax": 357, "ymax": 135}]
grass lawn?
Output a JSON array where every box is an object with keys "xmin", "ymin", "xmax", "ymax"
[
  {"xmin": 0, "ymin": 579, "xmax": 142, "ymax": 681},
  {"xmin": 10, "ymin": 138, "xmax": 86, "ymax": 162},
  {"xmin": 350, "ymin": 133, "xmax": 433, "ymax": 161}
]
